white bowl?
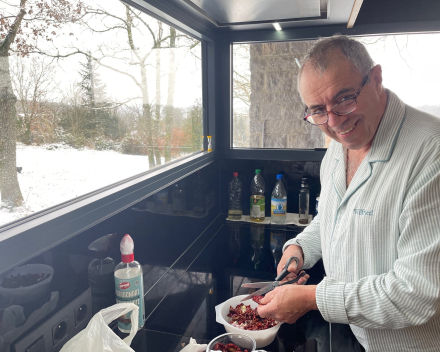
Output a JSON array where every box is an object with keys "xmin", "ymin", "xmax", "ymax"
[
  {"xmin": 215, "ymin": 295, "xmax": 282, "ymax": 349},
  {"xmin": 0, "ymin": 264, "xmax": 54, "ymax": 305}
]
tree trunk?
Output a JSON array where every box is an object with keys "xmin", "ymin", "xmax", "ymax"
[
  {"xmin": 154, "ymin": 26, "xmax": 162, "ymax": 166},
  {"xmin": 139, "ymin": 61, "xmax": 154, "ymax": 168},
  {"xmin": 164, "ymin": 27, "xmax": 176, "ymax": 162},
  {"xmin": 0, "ymin": 55, "xmax": 24, "ymax": 207}
]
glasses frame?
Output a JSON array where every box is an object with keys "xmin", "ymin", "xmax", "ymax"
[{"xmin": 303, "ymin": 73, "xmax": 370, "ymax": 126}]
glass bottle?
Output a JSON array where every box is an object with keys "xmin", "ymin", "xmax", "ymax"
[
  {"xmin": 228, "ymin": 172, "xmax": 243, "ymax": 220},
  {"xmin": 250, "ymin": 169, "xmax": 266, "ymax": 222},
  {"xmin": 299, "ymin": 177, "xmax": 310, "ymax": 224}
]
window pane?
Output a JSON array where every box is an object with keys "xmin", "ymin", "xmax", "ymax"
[
  {"xmin": 232, "ymin": 33, "xmax": 440, "ymax": 149},
  {"xmin": 232, "ymin": 41, "xmax": 327, "ymax": 149},
  {"xmin": 359, "ymin": 33, "xmax": 440, "ymax": 118},
  {"xmin": 0, "ymin": 0, "xmax": 203, "ymax": 227}
]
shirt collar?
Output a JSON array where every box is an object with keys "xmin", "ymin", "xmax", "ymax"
[{"xmin": 368, "ymin": 89, "xmax": 406, "ymax": 162}]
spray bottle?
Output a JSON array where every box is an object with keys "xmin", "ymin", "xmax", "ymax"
[{"xmin": 114, "ymin": 234, "xmax": 145, "ymax": 332}]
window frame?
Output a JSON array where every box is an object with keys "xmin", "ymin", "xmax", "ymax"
[
  {"xmin": 0, "ymin": 0, "xmax": 217, "ymax": 275},
  {"xmin": 221, "ymin": 21, "xmax": 440, "ymax": 161}
]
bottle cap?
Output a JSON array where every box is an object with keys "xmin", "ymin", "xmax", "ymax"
[
  {"xmin": 120, "ymin": 234, "xmax": 135, "ymax": 263},
  {"xmin": 233, "ymin": 172, "xmax": 238, "ymax": 177},
  {"xmin": 277, "ymin": 174, "xmax": 283, "ymax": 180},
  {"xmin": 255, "ymin": 169, "xmax": 261, "ymax": 174}
]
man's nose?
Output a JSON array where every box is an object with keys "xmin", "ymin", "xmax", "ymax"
[{"xmin": 327, "ymin": 110, "xmax": 348, "ymax": 128}]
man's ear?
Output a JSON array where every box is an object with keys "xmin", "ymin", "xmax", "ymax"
[{"xmin": 371, "ymin": 64, "xmax": 383, "ymax": 92}]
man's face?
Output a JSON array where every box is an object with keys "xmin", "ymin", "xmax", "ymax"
[{"xmin": 299, "ymin": 55, "xmax": 385, "ymax": 151}]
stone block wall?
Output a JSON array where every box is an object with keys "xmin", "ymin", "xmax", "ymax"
[{"xmin": 249, "ymin": 41, "xmax": 325, "ymax": 148}]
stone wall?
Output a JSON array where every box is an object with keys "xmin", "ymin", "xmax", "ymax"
[{"xmin": 249, "ymin": 41, "xmax": 325, "ymax": 148}]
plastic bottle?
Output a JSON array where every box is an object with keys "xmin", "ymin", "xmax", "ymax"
[
  {"xmin": 228, "ymin": 172, "xmax": 243, "ymax": 220},
  {"xmin": 271, "ymin": 174, "xmax": 287, "ymax": 224},
  {"xmin": 299, "ymin": 177, "xmax": 310, "ymax": 224},
  {"xmin": 114, "ymin": 234, "xmax": 145, "ymax": 332},
  {"xmin": 88, "ymin": 234, "xmax": 116, "ymax": 315},
  {"xmin": 250, "ymin": 169, "xmax": 266, "ymax": 222},
  {"xmin": 192, "ymin": 171, "xmax": 207, "ymax": 215}
]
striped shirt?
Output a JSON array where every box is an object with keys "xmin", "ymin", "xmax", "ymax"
[{"xmin": 284, "ymin": 90, "xmax": 440, "ymax": 352}]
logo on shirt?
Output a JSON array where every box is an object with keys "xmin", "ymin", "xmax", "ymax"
[{"xmin": 354, "ymin": 209, "xmax": 373, "ymax": 216}]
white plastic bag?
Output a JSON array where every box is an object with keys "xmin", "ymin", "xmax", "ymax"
[
  {"xmin": 60, "ymin": 303, "xmax": 139, "ymax": 352},
  {"xmin": 180, "ymin": 338, "xmax": 207, "ymax": 352}
]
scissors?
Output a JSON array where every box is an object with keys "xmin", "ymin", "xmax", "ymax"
[{"xmin": 240, "ymin": 256, "xmax": 306, "ymax": 302}]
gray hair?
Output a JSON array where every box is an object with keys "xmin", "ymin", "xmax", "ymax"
[{"xmin": 297, "ymin": 35, "xmax": 375, "ymax": 95}]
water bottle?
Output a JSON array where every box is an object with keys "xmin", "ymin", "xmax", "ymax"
[
  {"xmin": 271, "ymin": 174, "xmax": 287, "ymax": 224},
  {"xmin": 250, "ymin": 169, "xmax": 266, "ymax": 222},
  {"xmin": 228, "ymin": 172, "xmax": 243, "ymax": 220},
  {"xmin": 299, "ymin": 177, "xmax": 310, "ymax": 224}
]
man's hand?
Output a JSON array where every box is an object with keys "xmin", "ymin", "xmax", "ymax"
[
  {"xmin": 278, "ymin": 245, "xmax": 305, "ymax": 283},
  {"xmin": 257, "ymin": 285, "xmax": 318, "ymax": 324}
]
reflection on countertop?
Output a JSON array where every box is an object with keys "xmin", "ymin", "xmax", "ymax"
[{"xmin": 1, "ymin": 217, "xmax": 362, "ymax": 352}]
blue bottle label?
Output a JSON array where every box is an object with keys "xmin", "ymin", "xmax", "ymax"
[
  {"xmin": 115, "ymin": 274, "xmax": 144, "ymax": 331},
  {"xmin": 271, "ymin": 198, "xmax": 287, "ymax": 216}
]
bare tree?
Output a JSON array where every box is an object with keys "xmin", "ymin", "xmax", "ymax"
[
  {"xmin": 10, "ymin": 55, "xmax": 58, "ymax": 144},
  {"xmin": 79, "ymin": 3, "xmax": 199, "ymax": 168},
  {"xmin": 0, "ymin": 0, "xmax": 84, "ymax": 208}
]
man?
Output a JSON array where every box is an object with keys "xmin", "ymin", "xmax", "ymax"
[{"xmin": 257, "ymin": 35, "xmax": 440, "ymax": 352}]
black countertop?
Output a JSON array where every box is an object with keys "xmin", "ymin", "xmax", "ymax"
[{"xmin": 122, "ymin": 221, "xmax": 363, "ymax": 352}]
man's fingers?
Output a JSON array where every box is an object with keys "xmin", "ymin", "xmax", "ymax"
[
  {"xmin": 257, "ymin": 302, "xmax": 275, "ymax": 318},
  {"xmin": 288, "ymin": 261, "xmax": 298, "ymax": 273},
  {"xmin": 295, "ymin": 274, "xmax": 310, "ymax": 285},
  {"xmin": 259, "ymin": 290, "xmax": 274, "ymax": 305}
]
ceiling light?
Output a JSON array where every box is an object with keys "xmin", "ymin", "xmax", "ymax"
[{"xmin": 273, "ymin": 23, "xmax": 282, "ymax": 31}]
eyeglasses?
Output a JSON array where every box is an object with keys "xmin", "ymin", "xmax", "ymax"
[{"xmin": 303, "ymin": 73, "xmax": 370, "ymax": 126}]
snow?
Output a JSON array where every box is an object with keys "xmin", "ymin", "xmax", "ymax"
[{"xmin": 0, "ymin": 144, "xmax": 156, "ymax": 227}]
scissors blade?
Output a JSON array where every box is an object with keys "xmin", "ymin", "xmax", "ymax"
[
  {"xmin": 240, "ymin": 282, "xmax": 278, "ymax": 302},
  {"xmin": 241, "ymin": 282, "xmax": 272, "ymax": 289}
]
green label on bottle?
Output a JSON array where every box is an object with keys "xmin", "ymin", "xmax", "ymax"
[
  {"xmin": 115, "ymin": 274, "xmax": 144, "ymax": 331},
  {"xmin": 250, "ymin": 197, "xmax": 265, "ymax": 218}
]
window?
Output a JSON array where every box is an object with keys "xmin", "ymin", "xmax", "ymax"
[
  {"xmin": 0, "ymin": 0, "xmax": 203, "ymax": 227},
  {"xmin": 231, "ymin": 33, "xmax": 440, "ymax": 149},
  {"xmin": 232, "ymin": 41, "xmax": 326, "ymax": 149}
]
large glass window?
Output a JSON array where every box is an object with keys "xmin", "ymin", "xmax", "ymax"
[
  {"xmin": 0, "ymin": 0, "xmax": 203, "ymax": 227},
  {"xmin": 232, "ymin": 33, "xmax": 440, "ymax": 149}
]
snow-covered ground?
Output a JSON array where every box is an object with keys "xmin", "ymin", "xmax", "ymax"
[{"xmin": 0, "ymin": 144, "xmax": 158, "ymax": 227}]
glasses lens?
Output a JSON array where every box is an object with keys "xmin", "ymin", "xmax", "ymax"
[
  {"xmin": 306, "ymin": 112, "xmax": 327, "ymax": 125},
  {"xmin": 332, "ymin": 99, "xmax": 356, "ymax": 115}
]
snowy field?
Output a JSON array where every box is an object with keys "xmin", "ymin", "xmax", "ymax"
[{"xmin": 0, "ymin": 144, "xmax": 159, "ymax": 227}]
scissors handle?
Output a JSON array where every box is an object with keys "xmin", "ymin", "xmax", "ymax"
[{"xmin": 274, "ymin": 256, "xmax": 299, "ymax": 282}]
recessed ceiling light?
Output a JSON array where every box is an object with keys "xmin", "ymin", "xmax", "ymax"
[{"xmin": 273, "ymin": 23, "xmax": 282, "ymax": 31}]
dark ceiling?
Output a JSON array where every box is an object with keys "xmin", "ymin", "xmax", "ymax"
[{"xmin": 356, "ymin": 0, "xmax": 440, "ymax": 25}]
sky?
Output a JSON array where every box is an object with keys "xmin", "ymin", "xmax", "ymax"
[
  {"xmin": 5, "ymin": 0, "xmax": 203, "ymax": 110},
  {"xmin": 359, "ymin": 34, "xmax": 440, "ymax": 107}
]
